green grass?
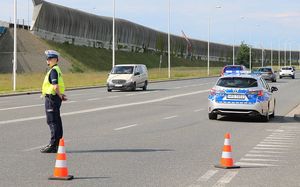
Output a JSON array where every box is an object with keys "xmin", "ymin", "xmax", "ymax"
[
  {"xmin": 0, "ymin": 67, "xmax": 222, "ymax": 94},
  {"xmin": 45, "ymin": 41, "xmax": 228, "ymax": 73}
]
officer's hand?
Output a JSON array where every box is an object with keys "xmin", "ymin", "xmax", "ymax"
[{"xmin": 61, "ymin": 94, "xmax": 68, "ymax": 101}]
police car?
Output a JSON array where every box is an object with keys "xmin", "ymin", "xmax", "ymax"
[{"xmin": 208, "ymin": 71, "xmax": 278, "ymax": 122}]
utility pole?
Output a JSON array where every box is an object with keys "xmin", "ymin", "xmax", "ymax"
[
  {"xmin": 13, "ymin": 0, "xmax": 17, "ymax": 91},
  {"xmin": 168, "ymin": 0, "xmax": 171, "ymax": 78},
  {"xmin": 112, "ymin": 0, "xmax": 115, "ymax": 68}
]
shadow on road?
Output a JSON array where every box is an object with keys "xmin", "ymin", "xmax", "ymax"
[
  {"xmin": 67, "ymin": 148, "xmax": 174, "ymax": 154},
  {"xmin": 74, "ymin": 177, "xmax": 110, "ymax": 180},
  {"xmin": 217, "ymin": 115, "xmax": 299, "ymax": 123}
]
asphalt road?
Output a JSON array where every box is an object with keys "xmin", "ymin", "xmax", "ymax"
[{"xmin": 0, "ymin": 74, "xmax": 300, "ymax": 187}]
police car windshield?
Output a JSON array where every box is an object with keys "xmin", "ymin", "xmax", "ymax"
[
  {"xmin": 217, "ymin": 77, "xmax": 258, "ymax": 88},
  {"xmin": 111, "ymin": 66, "xmax": 134, "ymax": 74}
]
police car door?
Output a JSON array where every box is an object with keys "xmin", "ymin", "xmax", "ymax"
[{"xmin": 260, "ymin": 78, "xmax": 275, "ymax": 112}]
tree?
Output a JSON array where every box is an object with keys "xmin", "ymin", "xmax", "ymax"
[{"xmin": 236, "ymin": 42, "xmax": 250, "ymax": 68}]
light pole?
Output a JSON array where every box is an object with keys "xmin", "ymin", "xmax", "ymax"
[
  {"xmin": 168, "ymin": 0, "xmax": 171, "ymax": 79},
  {"xmin": 289, "ymin": 43, "xmax": 292, "ymax": 66},
  {"xmin": 278, "ymin": 41, "xmax": 281, "ymax": 69},
  {"xmin": 207, "ymin": 5, "xmax": 221, "ymax": 76},
  {"xmin": 112, "ymin": 0, "xmax": 115, "ymax": 68},
  {"xmin": 13, "ymin": 0, "xmax": 17, "ymax": 91},
  {"xmin": 271, "ymin": 42, "xmax": 273, "ymax": 68}
]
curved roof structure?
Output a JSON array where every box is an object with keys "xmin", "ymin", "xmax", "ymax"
[{"xmin": 31, "ymin": 0, "xmax": 298, "ymax": 64}]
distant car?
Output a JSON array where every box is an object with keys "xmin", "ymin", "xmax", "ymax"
[
  {"xmin": 220, "ymin": 65, "xmax": 247, "ymax": 76},
  {"xmin": 107, "ymin": 64, "xmax": 148, "ymax": 92},
  {"xmin": 208, "ymin": 72, "xmax": 278, "ymax": 122},
  {"xmin": 279, "ymin": 66, "xmax": 295, "ymax": 79},
  {"xmin": 257, "ymin": 67, "xmax": 277, "ymax": 82}
]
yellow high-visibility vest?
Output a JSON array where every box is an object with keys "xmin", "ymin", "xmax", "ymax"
[{"xmin": 42, "ymin": 65, "xmax": 65, "ymax": 96}]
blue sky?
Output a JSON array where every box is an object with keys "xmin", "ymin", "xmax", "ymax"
[{"xmin": 1, "ymin": 0, "xmax": 300, "ymax": 50}]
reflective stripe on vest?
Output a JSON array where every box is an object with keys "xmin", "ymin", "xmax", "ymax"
[{"xmin": 42, "ymin": 66, "xmax": 65, "ymax": 96}]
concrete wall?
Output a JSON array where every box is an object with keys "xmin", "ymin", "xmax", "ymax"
[{"xmin": 31, "ymin": 1, "xmax": 300, "ymax": 66}]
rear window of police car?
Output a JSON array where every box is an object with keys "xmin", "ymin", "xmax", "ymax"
[{"xmin": 217, "ymin": 77, "xmax": 258, "ymax": 88}]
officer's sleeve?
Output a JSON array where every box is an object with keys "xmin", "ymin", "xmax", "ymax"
[{"xmin": 49, "ymin": 69, "xmax": 58, "ymax": 85}]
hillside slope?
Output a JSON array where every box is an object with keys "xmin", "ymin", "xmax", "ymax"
[{"xmin": 0, "ymin": 28, "xmax": 72, "ymax": 73}]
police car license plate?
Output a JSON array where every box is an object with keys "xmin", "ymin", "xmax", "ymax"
[{"xmin": 227, "ymin": 94, "xmax": 245, "ymax": 100}]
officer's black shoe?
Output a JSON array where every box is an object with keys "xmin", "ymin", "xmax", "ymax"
[{"xmin": 40, "ymin": 144, "xmax": 57, "ymax": 153}]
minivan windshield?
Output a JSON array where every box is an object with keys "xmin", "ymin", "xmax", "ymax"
[
  {"xmin": 217, "ymin": 77, "xmax": 258, "ymax": 88},
  {"xmin": 111, "ymin": 66, "xmax": 134, "ymax": 74}
]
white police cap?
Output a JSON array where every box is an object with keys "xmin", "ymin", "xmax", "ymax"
[{"xmin": 45, "ymin": 50, "xmax": 60, "ymax": 59}]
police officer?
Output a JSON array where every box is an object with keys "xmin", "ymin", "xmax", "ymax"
[{"xmin": 40, "ymin": 50, "xmax": 67, "ymax": 153}]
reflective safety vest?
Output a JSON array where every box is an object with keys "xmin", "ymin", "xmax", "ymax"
[{"xmin": 42, "ymin": 65, "xmax": 65, "ymax": 96}]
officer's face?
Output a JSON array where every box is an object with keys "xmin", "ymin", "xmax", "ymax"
[{"xmin": 46, "ymin": 58, "xmax": 58, "ymax": 67}]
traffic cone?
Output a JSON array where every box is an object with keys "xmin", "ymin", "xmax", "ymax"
[
  {"xmin": 48, "ymin": 138, "xmax": 74, "ymax": 180},
  {"xmin": 215, "ymin": 133, "xmax": 240, "ymax": 169}
]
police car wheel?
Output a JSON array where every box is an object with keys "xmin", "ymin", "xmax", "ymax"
[
  {"xmin": 261, "ymin": 113, "xmax": 270, "ymax": 122},
  {"xmin": 208, "ymin": 113, "xmax": 217, "ymax": 120}
]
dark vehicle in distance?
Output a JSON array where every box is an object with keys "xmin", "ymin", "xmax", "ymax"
[{"xmin": 257, "ymin": 67, "xmax": 277, "ymax": 82}]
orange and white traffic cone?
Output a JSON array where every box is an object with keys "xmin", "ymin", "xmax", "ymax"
[
  {"xmin": 215, "ymin": 133, "xmax": 240, "ymax": 169},
  {"xmin": 49, "ymin": 138, "xmax": 74, "ymax": 180}
]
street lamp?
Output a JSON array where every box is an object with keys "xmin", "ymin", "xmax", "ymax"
[
  {"xmin": 112, "ymin": 0, "xmax": 115, "ymax": 68},
  {"xmin": 168, "ymin": 0, "xmax": 171, "ymax": 79},
  {"xmin": 207, "ymin": 5, "xmax": 221, "ymax": 76},
  {"xmin": 13, "ymin": 0, "xmax": 17, "ymax": 91}
]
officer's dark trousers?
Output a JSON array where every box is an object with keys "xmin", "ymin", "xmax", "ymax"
[{"xmin": 45, "ymin": 94, "xmax": 63, "ymax": 146}]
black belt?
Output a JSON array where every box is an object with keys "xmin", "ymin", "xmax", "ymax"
[{"xmin": 45, "ymin": 94, "xmax": 57, "ymax": 97}]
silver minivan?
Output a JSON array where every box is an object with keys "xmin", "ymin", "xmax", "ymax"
[{"xmin": 107, "ymin": 64, "xmax": 148, "ymax": 92}]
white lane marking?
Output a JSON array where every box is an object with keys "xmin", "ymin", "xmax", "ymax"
[
  {"xmin": 253, "ymin": 147, "xmax": 289, "ymax": 150},
  {"xmin": 114, "ymin": 124, "xmax": 138, "ymax": 131},
  {"xmin": 212, "ymin": 171, "xmax": 238, "ymax": 187},
  {"xmin": 0, "ymin": 89, "xmax": 209, "ymax": 125},
  {"xmin": 266, "ymin": 129, "xmax": 285, "ymax": 132},
  {"xmin": 87, "ymin": 98, "xmax": 102, "ymax": 101},
  {"xmin": 107, "ymin": 96, "xmax": 119, "ymax": 99},
  {"xmin": 249, "ymin": 150, "xmax": 285, "ymax": 154},
  {"xmin": 197, "ymin": 170, "xmax": 218, "ymax": 182},
  {"xmin": 256, "ymin": 144, "xmax": 291, "ymax": 148},
  {"xmin": 265, "ymin": 137, "xmax": 294, "ymax": 140},
  {"xmin": 0, "ymin": 101, "xmax": 77, "ymax": 111},
  {"xmin": 244, "ymin": 154, "xmax": 284, "ymax": 158},
  {"xmin": 163, "ymin": 115, "xmax": 178, "ymax": 120},
  {"xmin": 126, "ymin": 93, "xmax": 137, "ymax": 96},
  {"xmin": 0, "ymin": 104, "xmax": 44, "ymax": 111},
  {"xmin": 235, "ymin": 162, "xmax": 278, "ymax": 167},
  {"xmin": 260, "ymin": 141, "xmax": 293, "ymax": 145},
  {"xmin": 194, "ymin": 109, "xmax": 205, "ymax": 112},
  {"xmin": 22, "ymin": 140, "xmax": 70, "ymax": 152},
  {"xmin": 240, "ymin": 158, "xmax": 279, "ymax": 162},
  {"xmin": 263, "ymin": 139, "xmax": 293, "ymax": 143}
]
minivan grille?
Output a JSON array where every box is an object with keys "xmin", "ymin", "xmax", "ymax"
[{"xmin": 112, "ymin": 79, "xmax": 126, "ymax": 84}]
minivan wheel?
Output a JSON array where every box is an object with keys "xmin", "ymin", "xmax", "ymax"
[
  {"xmin": 142, "ymin": 81, "xmax": 148, "ymax": 91},
  {"xmin": 132, "ymin": 83, "xmax": 136, "ymax": 91},
  {"xmin": 208, "ymin": 113, "xmax": 217, "ymax": 120},
  {"xmin": 107, "ymin": 88, "xmax": 112, "ymax": 92}
]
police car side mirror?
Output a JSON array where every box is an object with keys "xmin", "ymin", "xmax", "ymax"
[{"xmin": 271, "ymin": 86, "xmax": 278, "ymax": 92}]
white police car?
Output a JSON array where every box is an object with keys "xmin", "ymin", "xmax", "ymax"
[{"xmin": 208, "ymin": 71, "xmax": 278, "ymax": 122}]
